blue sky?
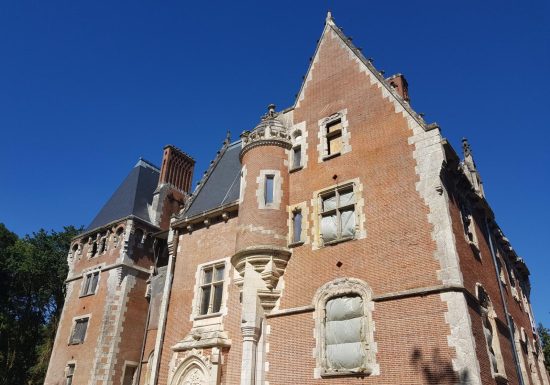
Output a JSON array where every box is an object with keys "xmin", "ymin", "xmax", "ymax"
[{"xmin": 0, "ymin": 1, "xmax": 548, "ymax": 325}]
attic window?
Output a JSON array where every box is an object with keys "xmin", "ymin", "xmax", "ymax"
[{"xmin": 326, "ymin": 120, "xmax": 343, "ymax": 157}]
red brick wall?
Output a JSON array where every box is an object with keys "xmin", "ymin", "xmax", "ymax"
[
  {"xmin": 447, "ymin": 185, "xmax": 534, "ymax": 384},
  {"xmin": 263, "ymin": 27, "xmax": 457, "ymax": 384},
  {"xmin": 156, "ymin": 217, "xmax": 243, "ymax": 385}
]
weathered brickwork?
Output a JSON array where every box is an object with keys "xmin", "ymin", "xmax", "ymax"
[{"xmin": 46, "ymin": 12, "xmax": 549, "ymax": 385}]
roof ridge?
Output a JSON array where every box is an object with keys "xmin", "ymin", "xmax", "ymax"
[{"xmin": 135, "ymin": 157, "xmax": 160, "ymax": 172}]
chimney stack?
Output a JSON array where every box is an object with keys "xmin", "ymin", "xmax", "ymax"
[
  {"xmin": 387, "ymin": 73, "xmax": 410, "ymax": 103},
  {"xmin": 158, "ymin": 145, "xmax": 195, "ymax": 193}
]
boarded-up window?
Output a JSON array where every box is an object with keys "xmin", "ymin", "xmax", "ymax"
[
  {"xmin": 264, "ymin": 175, "xmax": 274, "ymax": 204},
  {"xmin": 199, "ymin": 263, "xmax": 225, "ymax": 315},
  {"xmin": 320, "ymin": 185, "xmax": 356, "ymax": 244},
  {"xmin": 326, "ymin": 120, "xmax": 343, "ymax": 156},
  {"xmin": 325, "ymin": 296, "xmax": 364, "ymax": 370},
  {"xmin": 292, "ymin": 210, "xmax": 302, "ymax": 243},
  {"xmin": 70, "ymin": 318, "xmax": 89, "ymax": 344},
  {"xmin": 81, "ymin": 271, "xmax": 99, "ymax": 296},
  {"xmin": 292, "ymin": 146, "xmax": 302, "ymax": 169},
  {"xmin": 65, "ymin": 364, "xmax": 75, "ymax": 385}
]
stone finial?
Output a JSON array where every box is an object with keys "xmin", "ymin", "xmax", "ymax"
[
  {"xmin": 326, "ymin": 10, "xmax": 333, "ymax": 22},
  {"xmin": 267, "ymin": 104, "xmax": 276, "ymax": 118},
  {"xmin": 462, "ymin": 137, "xmax": 472, "ymax": 158}
]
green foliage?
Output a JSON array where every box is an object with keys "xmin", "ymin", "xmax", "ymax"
[
  {"xmin": 0, "ymin": 224, "xmax": 81, "ymax": 385},
  {"xmin": 539, "ymin": 323, "xmax": 550, "ymax": 374}
]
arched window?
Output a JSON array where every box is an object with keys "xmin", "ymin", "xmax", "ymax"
[{"xmin": 313, "ymin": 278, "xmax": 377, "ymax": 378}]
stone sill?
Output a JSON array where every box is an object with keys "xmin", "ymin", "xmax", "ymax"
[
  {"xmin": 288, "ymin": 241, "xmax": 305, "ymax": 248},
  {"xmin": 323, "ymin": 236, "xmax": 354, "ymax": 247},
  {"xmin": 194, "ymin": 312, "xmax": 223, "ymax": 321},
  {"xmin": 322, "ymin": 152, "xmax": 341, "ymax": 161},
  {"xmin": 289, "ymin": 166, "xmax": 303, "ymax": 173}
]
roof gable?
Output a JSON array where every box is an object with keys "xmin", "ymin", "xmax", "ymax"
[{"xmin": 294, "ymin": 12, "xmax": 430, "ymax": 132}]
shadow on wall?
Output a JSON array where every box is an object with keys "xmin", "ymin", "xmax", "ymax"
[{"xmin": 411, "ymin": 348, "xmax": 471, "ymax": 385}]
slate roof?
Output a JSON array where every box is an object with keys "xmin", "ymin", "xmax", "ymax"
[
  {"xmin": 184, "ymin": 140, "xmax": 241, "ymax": 218},
  {"xmin": 87, "ymin": 159, "xmax": 160, "ymax": 231}
]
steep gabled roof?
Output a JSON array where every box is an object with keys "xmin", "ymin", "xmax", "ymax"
[
  {"xmin": 183, "ymin": 140, "xmax": 241, "ymax": 218},
  {"xmin": 294, "ymin": 12, "xmax": 434, "ymax": 132},
  {"xmin": 87, "ymin": 159, "xmax": 160, "ymax": 231}
]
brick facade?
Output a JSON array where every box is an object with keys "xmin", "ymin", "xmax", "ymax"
[{"xmin": 46, "ymin": 12, "xmax": 549, "ymax": 385}]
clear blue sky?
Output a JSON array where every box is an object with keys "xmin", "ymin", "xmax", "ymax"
[{"xmin": 0, "ymin": 1, "xmax": 548, "ymax": 325}]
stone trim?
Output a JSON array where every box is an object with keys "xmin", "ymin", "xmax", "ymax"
[
  {"xmin": 286, "ymin": 201, "xmax": 310, "ymax": 246},
  {"xmin": 288, "ymin": 121, "xmax": 308, "ymax": 171},
  {"xmin": 67, "ymin": 313, "xmax": 92, "ymax": 345},
  {"xmin": 239, "ymin": 165, "xmax": 247, "ymax": 204},
  {"xmin": 119, "ymin": 361, "xmax": 138, "ymax": 385},
  {"xmin": 316, "ymin": 109, "xmax": 351, "ymax": 163},
  {"xmin": 256, "ymin": 170, "xmax": 283, "ymax": 210},
  {"xmin": 267, "ymin": 283, "xmax": 476, "ymax": 318},
  {"xmin": 65, "ymin": 261, "xmax": 149, "ymax": 283},
  {"xmin": 312, "ymin": 278, "xmax": 378, "ymax": 378},
  {"xmin": 309, "ymin": 177, "xmax": 366, "ymax": 250},
  {"xmin": 168, "ymin": 348, "xmax": 221, "ymax": 385}
]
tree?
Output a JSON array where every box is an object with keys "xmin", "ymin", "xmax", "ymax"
[
  {"xmin": 0, "ymin": 224, "xmax": 81, "ymax": 385},
  {"xmin": 539, "ymin": 323, "xmax": 550, "ymax": 374}
]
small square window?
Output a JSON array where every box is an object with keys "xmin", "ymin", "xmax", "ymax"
[
  {"xmin": 199, "ymin": 263, "xmax": 226, "ymax": 316},
  {"xmin": 70, "ymin": 317, "xmax": 89, "ymax": 345},
  {"xmin": 264, "ymin": 175, "xmax": 275, "ymax": 205}
]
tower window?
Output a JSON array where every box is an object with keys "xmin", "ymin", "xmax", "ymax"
[
  {"xmin": 264, "ymin": 175, "xmax": 275, "ymax": 204},
  {"xmin": 80, "ymin": 271, "xmax": 100, "ymax": 297},
  {"xmin": 70, "ymin": 317, "xmax": 89, "ymax": 344}
]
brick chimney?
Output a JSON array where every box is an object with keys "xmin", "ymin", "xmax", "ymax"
[
  {"xmin": 386, "ymin": 73, "xmax": 410, "ymax": 103},
  {"xmin": 159, "ymin": 145, "xmax": 195, "ymax": 193},
  {"xmin": 151, "ymin": 145, "xmax": 195, "ymax": 229}
]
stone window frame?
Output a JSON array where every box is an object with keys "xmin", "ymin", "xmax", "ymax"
[
  {"xmin": 312, "ymin": 278, "xmax": 378, "ymax": 378},
  {"xmin": 79, "ymin": 269, "xmax": 101, "ymax": 297},
  {"xmin": 65, "ymin": 361, "xmax": 76, "ymax": 385},
  {"xmin": 475, "ymin": 284, "xmax": 507, "ymax": 382},
  {"xmin": 459, "ymin": 202, "xmax": 481, "ymax": 258},
  {"xmin": 120, "ymin": 360, "xmax": 139, "ymax": 385},
  {"xmin": 288, "ymin": 121, "xmax": 308, "ymax": 171},
  {"xmin": 256, "ymin": 170, "xmax": 283, "ymax": 210},
  {"xmin": 310, "ymin": 178, "xmax": 366, "ymax": 249},
  {"xmin": 68, "ymin": 314, "xmax": 91, "ymax": 345},
  {"xmin": 287, "ymin": 202, "xmax": 309, "ymax": 247},
  {"xmin": 190, "ymin": 258, "xmax": 231, "ymax": 322},
  {"xmin": 317, "ymin": 109, "xmax": 351, "ymax": 163}
]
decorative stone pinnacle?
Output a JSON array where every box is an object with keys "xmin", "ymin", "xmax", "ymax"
[
  {"xmin": 326, "ymin": 11, "xmax": 333, "ymax": 22},
  {"xmin": 267, "ymin": 104, "xmax": 276, "ymax": 117},
  {"xmin": 462, "ymin": 137, "xmax": 472, "ymax": 157}
]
